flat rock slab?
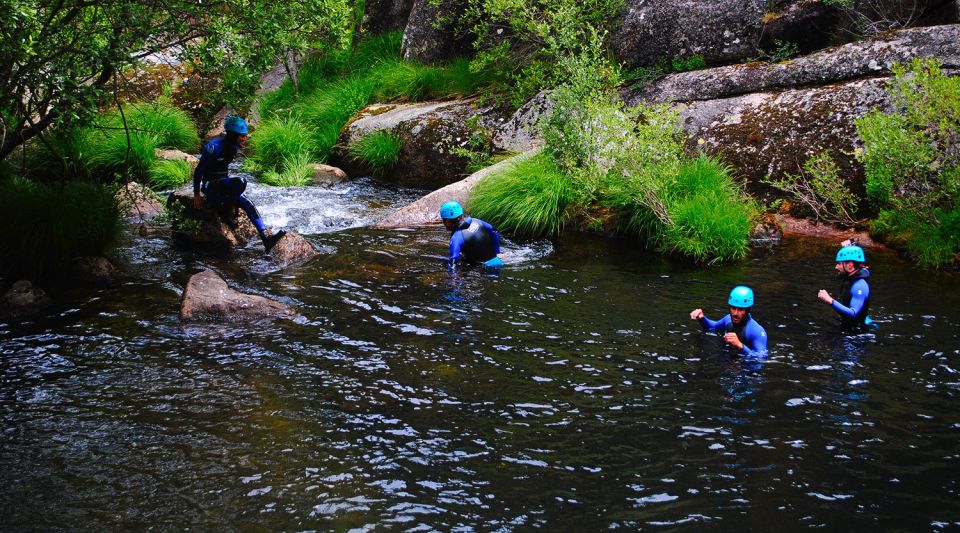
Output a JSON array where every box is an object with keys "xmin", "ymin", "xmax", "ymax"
[{"xmin": 180, "ymin": 269, "xmax": 295, "ymax": 322}]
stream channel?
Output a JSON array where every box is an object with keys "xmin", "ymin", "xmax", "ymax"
[{"xmin": 2, "ymin": 176, "xmax": 960, "ymax": 530}]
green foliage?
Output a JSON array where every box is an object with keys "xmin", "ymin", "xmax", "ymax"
[
  {"xmin": 855, "ymin": 58, "xmax": 960, "ymax": 267},
  {"xmin": 259, "ymin": 153, "xmax": 315, "ymax": 187},
  {"xmin": 762, "ymin": 150, "xmax": 858, "ymax": 226},
  {"xmin": 84, "ymin": 127, "xmax": 160, "ymax": 182},
  {"xmin": 148, "ymin": 159, "xmax": 192, "ymax": 190},
  {"xmin": 247, "ymin": 115, "xmax": 317, "ymax": 172},
  {"xmin": 758, "ymin": 39, "xmax": 800, "ymax": 62},
  {"xmin": 470, "ymin": 151, "xmax": 574, "ymax": 237},
  {"xmin": 17, "ymin": 126, "xmax": 93, "ymax": 182},
  {"xmin": 347, "ymin": 131, "xmax": 402, "ymax": 175},
  {"xmin": 0, "ymin": 177, "xmax": 121, "ymax": 279},
  {"xmin": 97, "ymin": 102, "xmax": 200, "ymax": 152},
  {"xmin": 671, "ymin": 54, "xmax": 707, "ymax": 72}
]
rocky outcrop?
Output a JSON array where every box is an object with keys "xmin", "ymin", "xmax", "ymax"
[
  {"xmin": 180, "ymin": 269, "xmax": 294, "ymax": 321},
  {"xmin": 363, "ymin": 0, "xmax": 415, "ymax": 34},
  {"xmin": 401, "ymin": 0, "xmax": 471, "ymax": 63},
  {"xmin": 0, "ymin": 280, "xmax": 52, "ymax": 320},
  {"xmin": 266, "ymin": 231, "xmax": 319, "ymax": 269},
  {"xmin": 491, "ymin": 91, "xmax": 550, "ymax": 154},
  {"xmin": 309, "ymin": 163, "xmax": 349, "ymax": 186},
  {"xmin": 331, "ymin": 99, "xmax": 511, "ymax": 189},
  {"xmin": 70, "ymin": 256, "xmax": 118, "ymax": 285},
  {"xmin": 166, "ymin": 187, "xmax": 259, "ymax": 250},
  {"xmin": 155, "ymin": 148, "xmax": 199, "ymax": 172},
  {"xmin": 612, "ymin": 0, "xmax": 766, "ymax": 70},
  {"xmin": 115, "ymin": 181, "xmax": 165, "ymax": 220},
  {"xmin": 624, "ymin": 24, "xmax": 960, "ymax": 104},
  {"xmin": 377, "ymin": 150, "xmax": 537, "ymax": 227}
]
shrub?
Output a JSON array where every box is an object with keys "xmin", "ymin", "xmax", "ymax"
[
  {"xmin": 762, "ymin": 150, "xmax": 859, "ymax": 226},
  {"xmin": 247, "ymin": 114, "xmax": 316, "ymax": 172},
  {"xmin": 0, "ymin": 177, "xmax": 122, "ymax": 279},
  {"xmin": 855, "ymin": 58, "xmax": 960, "ymax": 267},
  {"xmin": 470, "ymin": 151, "xmax": 574, "ymax": 238},
  {"xmin": 148, "ymin": 159, "xmax": 192, "ymax": 190},
  {"xmin": 347, "ymin": 130, "xmax": 402, "ymax": 175}
]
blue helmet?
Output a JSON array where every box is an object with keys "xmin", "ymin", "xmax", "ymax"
[
  {"xmin": 836, "ymin": 245, "xmax": 865, "ymax": 263},
  {"xmin": 439, "ymin": 201, "xmax": 464, "ymax": 220},
  {"xmin": 224, "ymin": 115, "xmax": 248, "ymax": 134},
  {"xmin": 728, "ymin": 286, "xmax": 754, "ymax": 308}
]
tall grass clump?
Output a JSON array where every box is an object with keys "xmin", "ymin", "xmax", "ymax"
[
  {"xmin": 17, "ymin": 126, "xmax": 93, "ymax": 181},
  {"xmin": 148, "ymin": 159, "xmax": 192, "ymax": 190},
  {"xmin": 347, "ymin": 130, "xmax": 402, "ymax": 175},
  {"xmin": 297, "ymin": 76, "xmax": 375, "ymax": 160},
  {"xmin": 247, "ymin": 114, "xmax": 317, "ymax": 172},
  {"xmin": 259, "ymin": 153, "xmax": 314, "ymax": 187},
  {"xmin": 855, "ymin": 58, "xmax": 960, "ymax": 268},
  {"xmin": 0, "ymin": 177, "xmax": 122, "ymax": 279},
  {"xmin": 470, "ymin": 151, "xmax": 573, "ymax": 237}
]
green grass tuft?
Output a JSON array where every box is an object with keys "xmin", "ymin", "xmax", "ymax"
[
  {"xmin": 470, "ymin": 152, "xmax": 573, "ymax": 238},
  {"xmin": 247, "ymin": 114, "xmax": 316, "ymax": 172},
  {"xmin": 148, "ymin": 159, "xmax": 192, "ymax": 190},
  {"xmin": 258, "ymin": 153, "xmax": 314, "ymax": 187},
  {"xmin": 347, "ymin": 130, "xmax": 401, "ymax": 174},
  {"xmin": 0, "ymin": 177, "xmax": 122, "ymax": 279}
]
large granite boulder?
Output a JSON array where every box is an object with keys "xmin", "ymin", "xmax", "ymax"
[
  {"xmin": 180, "ymin": 269, "xmax": 295, "ymax": 321},
  {"xmin": 0, "ymin": 280, "xmax": 52, "ymax": 320},
  {"xmin": 166, "ymin": 187, "xmax": 259, "ymax": 250},
  {"xmin": 611, "ymin": 0, "xmax": 766, "ymax": 70},
  {"xmin": 401, "ymin": 0, "xmax": 471, "ymax": 63},
  {"xmin": 70, "ymin": 256, "xmax": 118, "ymax": 285},
  {"xmin": 491, "ymin": 91, "xmax": 551, "ymax": 154},
  {"xmin": 363, "ymin": 0, "xmax": 415, "ymax": 34},
  {"xmin": 377, "ymin": 150, "xmax": 538, "ymax": 227},
  {"xmin": 309, "ymin": 163, "xmax": 349, "ymax": 187},
  {"xmin": 115, "ymin": 181, "xmax": 165, "ymax": 220},
  {"xmin": 330, "ymin": 99, "xmax": 511, "ymax": 189}
]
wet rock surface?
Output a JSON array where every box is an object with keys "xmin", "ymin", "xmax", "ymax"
[
  {"xmin": 179, "ymin": 269, "xmax": 294, "ymax": 322},
  {"xmin": 0, "ymin": 280, "xmax": 52, "ymax": 320},
  {"xmin": 266, "ymin": 231, "xmax": 319, "ymax": 269},
  {"xmin": 167, "ymin": 187, "xmax": 258, "ymax": 250},
  {"xmin": 309, "ymin": 164, "xmax": 349, "ymax": 187},
  {"xmin": 70, "ymin": 256, "xmax": 119, "ymax": 285}
]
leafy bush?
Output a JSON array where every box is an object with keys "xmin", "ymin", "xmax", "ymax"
[
  {"xmin": 762, "ymin": 150, "xmax": 858, "ymax": 226},
  {"xmin": 347, "ymin": 131, "xmax": 402, "ymax": 175},
  {"xmin": 148, "ymin": 159, "xmax": 192, "ymax": 190},
  {"xmin": 856, "ymin": 58, "xmax": 960, "ymax": 267},
  {"xmin": 0, "ymin": 177, "xmax": 121, "ymax": 279},
  {"xmin": 671, "ymin": 54, "xmax": 707, "ymax": 72},
  {"xmin": 470, "ymin": 151, "xmax": 574, "ymax": 237}
]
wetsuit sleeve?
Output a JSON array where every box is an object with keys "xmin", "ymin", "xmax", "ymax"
[
  {"xmin": 699, "ymin": 314, "xmax": 731, "ymax": 332},
  {"xmin": 481, "ymin": 219, "xmax": 500, "ymax": 255},
  {"xmin": 831, "ymin": 279, "xmax": 869, "ymax": 319},
  {"xmin": 740, "ymin": 321, "xmax": 768, "ymax": 359},
  {"xmin": 448, "ymin": 232, "xmax": 464, "ymax": 270},
  {"xmin": 193, "ymin": 142, "xmax": 214, "ymax": 194}
]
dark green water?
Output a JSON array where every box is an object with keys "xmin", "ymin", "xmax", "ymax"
[{"xmin": 2, "ymin": 181, "xmax": 960, "ymax": 530}]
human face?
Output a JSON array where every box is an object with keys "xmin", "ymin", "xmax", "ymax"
[
  {"xmin": 835, "ymin": 261, "xmax": 854, "ymax": 278},
  {"xmin": 442, "ymin": 217, "xmax": 459, "ymax": 232},
  {"xmin": 729, "ymin": 306, "xmax": 748, "ymax": 325},
  {"xmin": 237, "ymin": 134, "xmax": 249, "ymax": 149}
]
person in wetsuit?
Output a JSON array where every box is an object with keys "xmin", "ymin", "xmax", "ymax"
[
  {"xmin": 817, "ymin": 243, "xmax": 873, "ymax": 331},
  {"xmin": 192, "ymin": 115, "xmax": 286, "ymax": 253},
  {"xmin": 690, "ymin": 285, "xmax": 769, "ymax": 358},
  {"xmin": 439, "ymin": 201, "xmax": 503, "ymax": 270}
]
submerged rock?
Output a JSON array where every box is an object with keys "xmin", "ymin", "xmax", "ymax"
[
  {"xmin": 115, "ymin": 181, "xmax": 165, "ymax": 220},
  {"xmin": 0, "ymin": 280, "xmax": 52, "ymax": 320},
  {"xmin": 167, "ymin": 187, "xmax": 259, "ymax": 250},
  {"xmin": 179, "ymin": 269, "xmax": 294, "ymax": 322},
  {"xmin": 266, "ymin": 231, "xmax": 319, "ymax": 269},
  {"xmin": 377, "ymin": 150, "xmax": 538, "ymax": 227},
  {"xmin": 70, "ymin": 256, "xmax": 118, "ymax": 285}
]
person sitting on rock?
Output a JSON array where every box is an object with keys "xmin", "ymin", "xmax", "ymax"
[
  {"xmin": 439, "ymin": 201, "xmax": 503, "ymax": 270},
  {"xmin": 817, "ymin": 240, "xmax": 875, "ymax": 332},
  {"xmin": 192, "ymin": 115, "xmax": 286, "ymax": 253},
  {"xmin": 690, "ymin": 286, "xmax": 769, "ymax": 358}
]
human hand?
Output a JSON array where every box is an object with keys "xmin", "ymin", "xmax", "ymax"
[
  {"xmin": 193, "ymin": 194, "xmax": 202, "ymax": 209},
  {"xmin": 723, "ymin": 332, "xmax": 743, "ymax": 350},
  {"xmin": 817, "ymin": 289, "xmax": 833, "ymax": 304},
  {"xmin": 690, "ymin": 308, "xmax": 704, "ymax": 320}
]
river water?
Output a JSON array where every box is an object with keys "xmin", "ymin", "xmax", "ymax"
[{"xmin": 2, "ymin": 178, "xmax": 960, "ymax": 530}]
